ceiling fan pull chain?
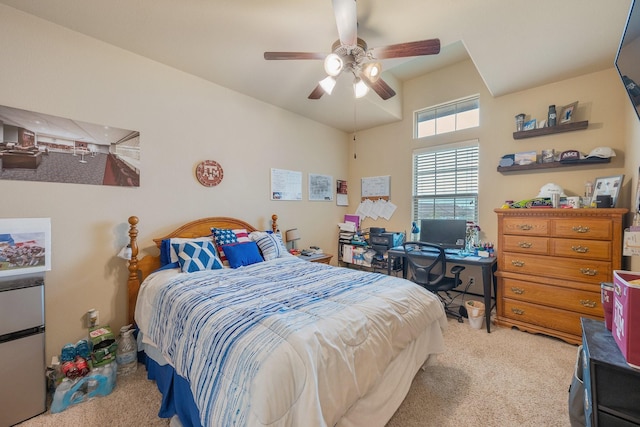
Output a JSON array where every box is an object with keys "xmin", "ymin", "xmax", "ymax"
[{"xmin": 353, "ymin": 101, "xmax": 357, "ymax": 159}]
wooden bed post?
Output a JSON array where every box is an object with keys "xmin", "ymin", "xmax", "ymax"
[
  {"xmin": 127, "ymin": 216, "xmax": 139, "ymax": 326},
  {"xmin": 272, "ymin": 214, "xmax": 278, "ymax": 233}
]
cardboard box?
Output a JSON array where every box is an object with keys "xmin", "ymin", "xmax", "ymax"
[
  {"xmin": 612, "ymin": 271, "xmax": 640, "ymax": 368},
  {"xmin": 88, "ymin": 326, "xmax": 117, "ymax": 367}
]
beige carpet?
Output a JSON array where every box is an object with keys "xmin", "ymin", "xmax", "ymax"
[{"xmin": 17, "ymin": 318, "xmax": 577, "ymax": 427}]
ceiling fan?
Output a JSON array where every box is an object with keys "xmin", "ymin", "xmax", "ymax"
[{"xmin": 263, "ymin": 0, "xmax": 440, "ymax": 100}]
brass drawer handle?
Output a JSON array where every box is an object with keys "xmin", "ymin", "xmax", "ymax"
[
  {"xmin": 511, "ymin": 287, "xmax": 525, "ymax": 295},
  {"xmin": 518, "ymin": 224, "xmax": 533, "ymax": 231},
  {"xmin": 571, "ymin": 245, "xmax": 589, "ymax": 253},
  {"xmin": 580, "ymin": 268, "xmax": 598, "ymax": 276},
  {"xmin": 511, "ymin": 308, "xmax": 525, "ymax": 315},
  {"xmin": 518, "ymin": 242, "xmax": 533, "ymax": 248},
  {"xmin": 580, "ymin": 299, "xmax": 597, "ymax": 308},
  {"xmin": 511, "ymin": 260, "xmax": 525, "ymax": 267},
  {"xmin": 572, "ymin": 226, "xmax": 590, "ymax": 233}
]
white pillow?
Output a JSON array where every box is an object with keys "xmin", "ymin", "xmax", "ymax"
[{"xmin": 249, "ymin": 231, "xmax": 290, "ymax": 260}]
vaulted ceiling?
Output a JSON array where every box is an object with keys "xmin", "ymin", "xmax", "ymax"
[{"xmin": 0, "ymin": 0, "xmax": 633, "ymax": 132}]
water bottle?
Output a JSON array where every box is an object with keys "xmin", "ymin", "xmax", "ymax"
[{"xmin": 116, "ymin": 324, "xmax": 137, "ymax": 377}]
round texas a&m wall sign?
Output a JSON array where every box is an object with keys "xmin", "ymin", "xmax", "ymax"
[{"xmin": 195, "ymin": 160, "xmax": 224, "ymax": 187}]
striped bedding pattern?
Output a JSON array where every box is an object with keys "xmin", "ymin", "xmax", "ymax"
[{"xmin": 139, "ymin": 256, "xmax": 446, "ymax": 427}]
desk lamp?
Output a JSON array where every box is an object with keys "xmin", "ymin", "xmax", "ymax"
[{"xmin": 285, "ymin": 229, "xmax": 301, "ymax": 250}]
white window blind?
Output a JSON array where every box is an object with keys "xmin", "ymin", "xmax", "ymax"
[{"xmin": 412, "ymin": 142, "xmax": 479, "ymax": 223}]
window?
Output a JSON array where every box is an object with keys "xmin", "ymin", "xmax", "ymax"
[
  {"xmin": 415, "ymin": 95, "xmax": 479, "ymax": 138},
  {"xmin": 412, "ymin": 141, "xmax": 479, "ymax": 223}
]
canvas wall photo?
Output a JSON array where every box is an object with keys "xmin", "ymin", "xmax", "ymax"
[
  {"xmin": 0, "ymin": 218, "xmax": 51, "ymax": 277},
  {"xmin": 0, "ymin": 104, "xmax": 140, "ymax": 187}
]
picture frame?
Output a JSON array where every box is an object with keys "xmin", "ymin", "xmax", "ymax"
[
  {"xmin": 0, "ymin": 218, "xmax": 51, "ymax": 277},
  {"xmin": 523, "ymin": 119, "xmax": 537, "ymax": 131},
  {"xmin": 593, "ymin": 174, "xmax": 624, "ymax": 208},
  {"xmin": 560, "ymin": 101, "xmax": 578, "ymax": 123}
]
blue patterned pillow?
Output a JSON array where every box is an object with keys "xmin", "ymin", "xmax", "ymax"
[
  {"xmin": 160, "ymin": 237, "xmax": 215, "ymax": 266},
  {"xmin": 211, "ymin": 228, "xmax": 239, "ymax": 265},
  {"xmin": 172, "ymin": 241, "xmax": 223, "ymax": 273},
  {"xmin": 222, "ymin": 242, "xmax": 263, "ymax": 268},
  {"xmin": 249, "ymin": 231, "xmax": 289, "ymax": 260}
]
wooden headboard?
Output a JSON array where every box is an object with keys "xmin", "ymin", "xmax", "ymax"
[{"xmin": 126, "ymin": 214, "xmax": 279, "ymax": 325}]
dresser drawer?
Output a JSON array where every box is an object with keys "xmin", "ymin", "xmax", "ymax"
[
  {"xmin": 503, "ymin": 218, "xmax": 549, "ymax": 236},
  {"xmin": 500, "ymin": 278, "xmax": 602, "ymax": 315},
  {"xmin": 552, "ymin": 218, "xmax": 612, "ymax": 240},
  {"xmin": 502, "ymin": 235, "xmax": 549, "ymax": 255},
  {"xmin": 501, "ymin": 252, "xmax": 611, "ymax": 283},
  {"xmin": 501, "ymin": 298, "xmax": 587, "ymax": 336},
  {"xmin": 550, "ymin": 238, "xmax": 612, "ymax": 261}
]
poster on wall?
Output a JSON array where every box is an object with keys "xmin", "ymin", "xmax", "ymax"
[
  {"xmin": 0, "ymin": 104, "xmax": 140, "ymax": 187},
  {"xmin": 361, "ymin": 175, "xmax": 391, "ymax": 201},
  {"xmin": 336, "ymin": 179, "xmax": 348, "ymax": 206},
  {"xmin": 0, "ymin": 218, "xmax": 51, "ymax": 277},
  {"xmin": 270, "ymin": 168, "xmax": 302, "ymax": 200},
  {"xmin": 309, "ymin": 173, "xmax": 333, "ymax": 201}
]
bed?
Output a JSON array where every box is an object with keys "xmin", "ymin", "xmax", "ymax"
[{"xmin": 125, "ymin": 214, "xmax": 447, "ymax": 427}]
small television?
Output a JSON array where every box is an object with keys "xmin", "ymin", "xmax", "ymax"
[
  {"xmin": 419, "ymin": 219, "xmax": 467, "ymax": 249},
  {"xmin": 615, "ymin": 0, "xmax": 640, "ymax": 122}
]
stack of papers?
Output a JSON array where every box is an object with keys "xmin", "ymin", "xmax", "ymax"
[{"xmin": 338, "ymin": 222, "xmax": 356, "ymax": 232}]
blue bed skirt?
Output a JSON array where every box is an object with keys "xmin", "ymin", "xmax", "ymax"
[{"xmin": 142, "ymin": 352, "xmax": 202, "ymax": 427}]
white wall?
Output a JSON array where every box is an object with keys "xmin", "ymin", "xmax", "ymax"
[
  {"xmin": 351, "ymin": 59, "xmax": 631, "ymax": 238},
  {"xmin": 349, "ymin": 59, "xmax": 634, "ymax": 290},
  {"xmin": 0, "ymin": 5, "xmax": 349, "ymax": 361}
]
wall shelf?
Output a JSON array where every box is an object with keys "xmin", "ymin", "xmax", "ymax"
[
  {"xmin": 497, "ymin": 157, "xmax": 610, "ymax": 173},
  {"xmin": 513, "ymin": 120, "xmax": 589, "ymax": 139}
]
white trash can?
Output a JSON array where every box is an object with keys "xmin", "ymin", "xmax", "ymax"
[{"xmin": 465, "ymin": 300, "xmax": 485, "ymax": 329}]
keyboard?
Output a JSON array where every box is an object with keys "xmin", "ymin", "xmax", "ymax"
[{"xmin": 444, "ymin": 249, "xmax": 462, "ymax": 255}]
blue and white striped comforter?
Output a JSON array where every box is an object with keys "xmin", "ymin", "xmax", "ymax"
[{"xmin": 136, "ymin": 256, "xmax": 446, "ymax": 427}]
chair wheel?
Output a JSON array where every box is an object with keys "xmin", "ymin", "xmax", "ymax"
[{"xmin": 457, "ymin": 317, "xmax": 464, "ymax": 323}]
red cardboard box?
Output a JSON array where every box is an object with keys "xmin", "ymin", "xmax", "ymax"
[{"xmin": 612, "ymin": 271, "xmax": 640, "ymax": 369}]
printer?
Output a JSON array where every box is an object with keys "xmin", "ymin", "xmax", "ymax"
[{"xmin": 369, "ymin": 230, "xmax": 404, "ymax": 263}]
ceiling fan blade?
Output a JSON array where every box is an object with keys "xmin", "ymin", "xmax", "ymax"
[
  {"xmin": 332, "ymin": 0, "xmax": 357, "ymax": 46},
  {"xmin": 308, "ymin": 85, "xmax": 325, "ymax": 100},
  {"xmin": 264, "ymin": 52, "xmax": 326, "ymax": 60},
  {"xmin": 372, "ymin": 38, "xmax": 441, "ymax": 59},
  {"xmin": 362, "ymin": 75, "xmax": 396, "ymax": 100}
]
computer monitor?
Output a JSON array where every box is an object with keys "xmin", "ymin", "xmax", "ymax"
[{"xmin": 419, "ymin": 219, "xmax": 467, "ymax": 249}]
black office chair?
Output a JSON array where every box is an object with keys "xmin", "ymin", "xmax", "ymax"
[{"xmin": 402, "ymin": 241, "xmax": 466, "ymax": 322}]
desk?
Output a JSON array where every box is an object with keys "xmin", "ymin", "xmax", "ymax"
[{"xmin": 387, "ymin": 247, "xmax": 497, "ymax": 333}]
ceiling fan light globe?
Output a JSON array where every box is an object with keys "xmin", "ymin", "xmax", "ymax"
[
  {"xmin": 324, "ymin": 53, "xmax": 344, "ymax": 76},
  {"xmin": 354, "ymin": 78, "xmax": 369, "ymax": 98},
  {"xmin": 319, "ymin": 76, "xmax": 337, "ymax": 95},
  {"xmin": 362, "ymin": 62, "xmax": 382, "ymax": 82}
]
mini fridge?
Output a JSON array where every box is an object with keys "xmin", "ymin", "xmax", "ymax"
[{"xmin": 0, "ymin": 273, "xmax": 46, "ymax": 426}]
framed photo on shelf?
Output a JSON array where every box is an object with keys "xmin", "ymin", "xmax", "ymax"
[
  {"xmin": 523, "ymin": 119, "xmax": 537, "ymax": 131},
  {"xmin": 593, "ymin": 174, "xmax": 624, "ymax": 207},
  {"xmin": 560, "ymin": 101, "xmax": 578, "ymax": 123}
]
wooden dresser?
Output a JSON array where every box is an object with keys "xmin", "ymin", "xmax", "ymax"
[{"xmin": 494, "ymin": 208, "xmax": 628, "ymax": 345}]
